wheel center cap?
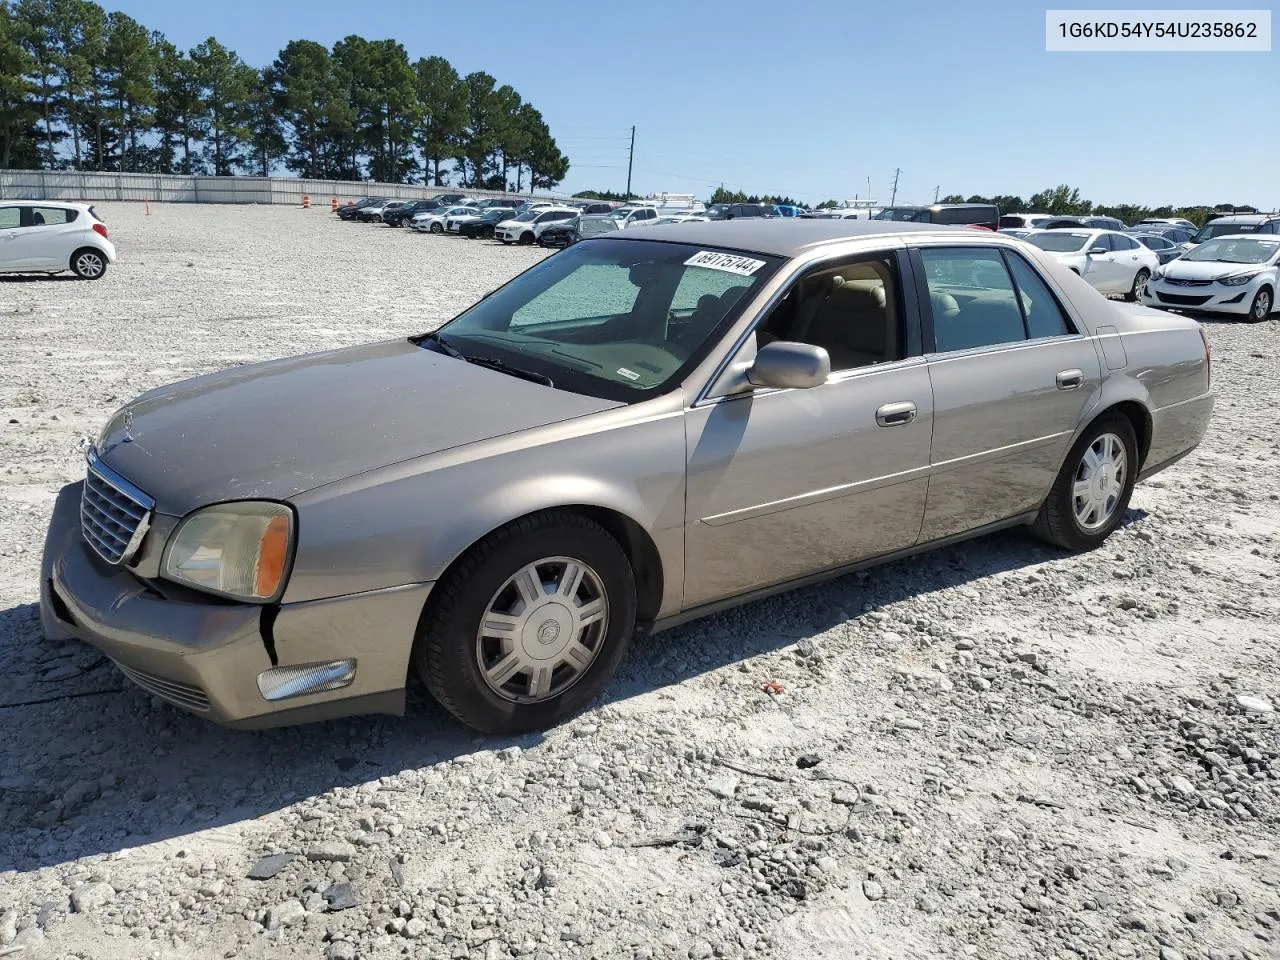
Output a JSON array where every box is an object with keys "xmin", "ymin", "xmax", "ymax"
[{"xmin": 521, "ymin": 602, "xmax": 573, "ymax": 660}]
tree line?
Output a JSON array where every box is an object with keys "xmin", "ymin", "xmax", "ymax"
[
  {"xmin": 939, "ymin": 185, "xmax": 1260, "ymax": 228},
  {"xmin": 0, "ymin": 0, "xmax": 569, "ymax": 190}
]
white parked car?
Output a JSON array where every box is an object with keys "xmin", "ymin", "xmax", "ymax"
[
  {"xmin": 1024, "ymin": 229, "xmax": 1159, "ymax": 300},
  {"xmin": 0, "ymin": 201, "xmax": 116, "ymax": 279},
  {"xmin": 411, "ymin": 206, "xmax": 474, "ymax": 234},
  {"xmin": 1142, "ymin": 234, "xmax": 1279, "ymax": 322},
  {"xmin": 647, "ymin": 214, "xmax": 710, "ymax": 226},
  {"xmin": 1135, "ymin": 217, "xmax": 1199, "ymax": 233},
  {"xmin": 445, "ymin": 209, "xmax": 486, "ymax": 233},
  {"xmin": 495, "ymin": 208, "xmax": 579, "ymax": 245}
]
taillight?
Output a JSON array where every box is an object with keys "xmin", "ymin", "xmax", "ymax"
[
  {"xmin": 92, "ymin": 222, "xmax": 108, "ymax": 239},
  {"xmin": 1199, "ymin": 325, "xmax": 1211, "ymax": 389}
]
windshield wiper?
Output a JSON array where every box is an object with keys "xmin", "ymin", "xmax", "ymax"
[
  {"xmin": 464, "ymin": 355, "xmax": 554, "ymax": 387},
  {"xmin": 420, "ymin": 331, "xmax": 462, "ymax": 357}
]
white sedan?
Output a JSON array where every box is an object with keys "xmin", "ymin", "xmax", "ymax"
[
  {"xmin": 495, "ymin": 208, "xmax": 579, "ymax": 245},
  {"xmin": 1142, "ymin": 234, "xmax": 1278, "ymax": 322},
  {"xmin": 0, "ymin": 201, "xmax": 117, "ymax": 279},
  {"xmin": 1023, "ymin": 229, "xmax": 1159, "ymax": 300},
  {"xmin": 410, "ymin": 206, "xmax": 474, "ymax": 234}
]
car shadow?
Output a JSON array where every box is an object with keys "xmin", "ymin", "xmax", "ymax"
[
  {"xmin": 0, "ymin": 508, "xmax": 1147, "ymax": 873},
  {"xmin": 0, "ymin": 273, "xmax": 78, "ymax": 282}
]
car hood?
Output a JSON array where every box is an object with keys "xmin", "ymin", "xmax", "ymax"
[
  {"xmin": 1159, "ymin": 259, "xmax": 1270, "ymax": 281},
  {"xmin": 95, "ymin": 339, "xmax": 620, "ymax": 515}
]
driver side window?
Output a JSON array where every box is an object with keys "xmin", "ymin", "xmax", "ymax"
[{"xmin": 751, "ymin": 253, "xmax": 905, "ymax": 372}]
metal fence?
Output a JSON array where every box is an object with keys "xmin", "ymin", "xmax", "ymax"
[{"xmin": 0, "ymin": 169, "xmax": 573, "ymax": 205}]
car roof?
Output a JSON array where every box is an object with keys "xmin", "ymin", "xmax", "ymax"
[
  {"xmin": 1208, "ymin": 214, "xmax": 1271, "ymax": 223},
  {"xmin": 605, "ymin": 219, "xmax": 988, "ymax": 257},
  {"xmin": 0, "ymin": 200, "xmax": 87, "ymax": 209}
]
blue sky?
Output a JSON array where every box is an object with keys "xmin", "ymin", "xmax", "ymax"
[{"xmin": 110, "ymin": 0, "xmax": 1277, "ymax": 209}]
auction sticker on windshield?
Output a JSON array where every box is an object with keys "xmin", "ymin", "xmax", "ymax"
[{"xmin": 685, "ymin": 251, "xmax": 767, "ymax": 276}]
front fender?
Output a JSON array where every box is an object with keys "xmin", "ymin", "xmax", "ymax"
[{"xmin": 281, "ymin": 404, "xmax": 688, "ymax": 614}]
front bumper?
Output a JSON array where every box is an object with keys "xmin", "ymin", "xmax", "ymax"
[
  {"xmin": 40, "ymin": 483, "xmax": 430, "ymax": 729},
  {"xmin": 1142, "ymin": 279, "xmax": 1258, "ymax": 315}
]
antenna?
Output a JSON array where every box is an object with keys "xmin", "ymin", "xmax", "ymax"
[
  {"xmin": 934, "ymin": 185, "xmax": 940, "ymax": 203},
  {"xmin": 625, "ymin": 126, "xmax": 635, "ymax": 200},
  {"xmin": 890, "ymin": 168, "xmax": 901, "ymax": 206}
]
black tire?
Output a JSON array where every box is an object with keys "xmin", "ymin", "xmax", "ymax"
[
  {"xmin": 483, "ymin": 226, "xmax": 495, "ymax": 240},
  {"xmin": 1126, "ymin": 268, "xmax": 1150, "ymax": 302},
  {"xmin": 430, "ymin": 222, "xmax": 443, "ymax": 234},
  {"xmin": 1032, "ymin": 413, "xmax": 1139, "ymax": 551},
  {"xmin": 518, "ymin": 231, "xmax": 534, "ymax": 245},
  {"xmin": 413, "ymin": 511, "xmax": 637, "ymax": 735},
  {"xmin": 70, "ymin": 248, "xmax": 107, "ymax": 280},
  {"xmin": 1247, "ymin": 285, "xmax": 1273, "ymax": 323}
]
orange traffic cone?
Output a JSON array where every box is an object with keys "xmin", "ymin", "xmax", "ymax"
[{"xmin": 302, "ymin": 194, "xmax": 311, "ymax": 209}]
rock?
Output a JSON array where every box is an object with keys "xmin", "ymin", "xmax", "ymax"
[
  {"xmin": 796, "ymin": 754, "xmax": 822, "ymax": 769},
  {"xmin": 404, "ymin": 917, "xmax": 428, "ymax": 938},
  {"xmin": 10, "ymin": 926, "xmax": 44, "ymax": 952},
  {"xmin": 306, "ymin": 842, "xmax": 356, "ymax": 863},
  {"xmin": 0, "ymin": 910, "xmax": 16, "ymax": 945},
  {"xmin": 706, "ymin": 775, "xmax": 739, "ymax": 800},
  {"xmin": 62, "ymin": 779, "xmax": 101, "ymax": 810},
  {"xmin": 354, "ymin": 831, "xmax": 390, "ymax": 847},
  {"xmin": 247, "ymin": 853, "xmax": 291, "ymax": 880},
  {"xmin": 862, "ymin": 880, "xmax": 885, "ymax": 901},
  {"xmin": 1234, "ymin": 694, "xmax": 1274, "ymax": 713},
  {"xmin": 1159, "ymin": 949, "xmax": 1185, "ymax": 960},
  {"xmin": 591, "ymin": 831, "xmax": 613, "ymax": 849},
  {"xmin": 323, "ymin": 882, "xmax": 359, "ymax": 911},
  {"xmin": 895, "ymin": 718, "xmax": 923, "ymax": 731},
  {"xmin": 326, "ymin": 942, "xmax": 357, "ymax": 960},
  {"xmin": 1170, "ymin": 776, "xmax": 1196, "ymax": 797},
  {"xmin": 70, "ymin": 881, "xmax": 115, "ymax": 913},
  {"xmin": 689, "ymin": 941, "xmax": 714, "ymax": 959},
  {"xmin": 198, "ymin": 879, "xmax": 225, "ymax": 897},
  {"xmin": 499, "ymin": 746, "xmax": 522, "ymax": 761},
  {"xmin": 265, "ymin": 899, "xmax": 306, "ymax": 930}
]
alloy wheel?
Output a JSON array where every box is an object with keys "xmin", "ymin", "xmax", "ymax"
[
  {"xmin": 1072, "ymin": 433, "xmax": 1128, "ymax": 531},
  {"xmin": 475, "ymin": 556, "xmax": 609, "ymax": 704},
  {"xmin": 1254, "ymin": 289, "xmax": 1272, "ymax": 320},
  {"xmin": 75, "ymin": 252, "xmax": 104, "ymax": 278}
]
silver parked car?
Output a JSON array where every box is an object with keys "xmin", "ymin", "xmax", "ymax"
[{"xmin": 40, "ymin": 221, "xmax": 1215, "ymax": 734}]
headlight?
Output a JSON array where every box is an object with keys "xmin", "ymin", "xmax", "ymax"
[
  {"xmin": 163, "ymin": 502, "xmax": 294, "ymax": 602},
  {"xmin": 1220, "ymin": 272, "xmax": 1258, "ymax": 286}
]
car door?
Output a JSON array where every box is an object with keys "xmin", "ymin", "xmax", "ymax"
[
  {"xmin": 911, "ymin": 243, "xmax": 1103, "ymax": 541},
  {"xmin": 1108, "ymin": 233, "xmax": 1147, "ymax": 287},
  {"xmin": 27, "ymin": 206, "xmax": 83, "ymax": 269},
  {"xmin": 683, "ymin": 245, "xmax": 934, "ymax": 608},
  {"xmin": 1083, "ymin": 233, "xmax": 1127, "ymax": 293},
  {"xmin": 0, "ymin": 206, "xmax": 30, "ymax": 270}
]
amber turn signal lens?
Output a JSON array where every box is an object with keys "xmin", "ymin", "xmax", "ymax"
[{"xmin": 256, "ymin": 514, "xmax": 290, "ymax": 598}]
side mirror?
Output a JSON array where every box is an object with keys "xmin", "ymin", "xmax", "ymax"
[
  {"xmin": 747, "ymin": 342, "xmax": 830, "ymax": 390},
  {"xmin": 1088, "ymin": 245, "xmax": 1108, "ymax": 255}
]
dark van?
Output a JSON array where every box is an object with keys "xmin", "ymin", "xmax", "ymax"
[{"xmin": 873, "ymin": 203, "xmax": 1000, "ymax": 231}]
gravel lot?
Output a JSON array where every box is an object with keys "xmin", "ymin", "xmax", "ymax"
[{"xmin": 0, "ymin": 203, "xmax": 1277, "ymax": 960}]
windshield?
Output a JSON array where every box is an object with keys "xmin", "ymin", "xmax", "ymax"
[
  {"xmin": 422, "ymin": 238, "xmax": 782, "ymax": 402},
  {"xmin": 1183, "ymin": 237, "xmax": 1279, "ymax": 264},
  {"xmin": 1191, "ymin": 222, "xmax": 1261, "ymax": 243},
  {"xmin": 1027, "ymin": 232, "xmax": 1090, "ymax": 252}
]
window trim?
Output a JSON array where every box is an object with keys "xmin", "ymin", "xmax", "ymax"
[{"xmin": 695, "ymin": 246, "xmax": 924, "ymax": 405}]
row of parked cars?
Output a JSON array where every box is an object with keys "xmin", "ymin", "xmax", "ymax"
[{"xmin": 999, "ymin": 211, "xmax": 1280, "ymax": 321}]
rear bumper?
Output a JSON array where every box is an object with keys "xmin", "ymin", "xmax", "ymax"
[
  {"xmin": 1140, "ymin": 391, "xmax": 1215, "ymax": 482},
  {"xmin": 40, "ymin": 483, "xmax": 429, "ymax": 729}
]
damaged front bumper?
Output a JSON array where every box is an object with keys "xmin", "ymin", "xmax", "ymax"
[{"xmin": 39, "ymin": 483, "xmax": 430, "ymax": 729}]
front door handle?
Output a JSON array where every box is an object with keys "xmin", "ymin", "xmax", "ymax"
[
  {"xmin": 1056, "ymin": 369, "xmax": 1084, "ymax": 390},
  {"xmin": 875, "ymin": 401, "xmax": 917, "ymax": 427}
]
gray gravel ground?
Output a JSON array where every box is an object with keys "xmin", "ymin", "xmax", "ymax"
[{"xmin": 0, "ymin": 203, "xmax": 1277, "ymax": 960}]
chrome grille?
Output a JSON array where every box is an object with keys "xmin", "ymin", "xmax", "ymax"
[
  {"xmin": 81, "ymin": 450, "xmax": 154, "ymax": 565},
  {"xmin": 1164, "ymin": 278, "xmax": 1213, "ymax": 287},
  {"xmin": 114, "ymin": 661, "xmax": 211, "ymax": 713}
]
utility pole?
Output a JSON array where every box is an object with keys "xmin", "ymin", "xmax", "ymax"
[
  {"xmin": 625, "ymin": 125, "xmax": 635, "ymax": 200},
  {"xmin": 934, "ymin": 185, "xmax": 940, "ymax": 203},
  {"xmin": 890, "ymin": 168, "xmax": 901, "ymax": 206}
]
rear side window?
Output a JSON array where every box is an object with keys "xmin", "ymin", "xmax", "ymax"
[
  {"xmin": 0, "ymin": 207, "xmax": 20, "ymax": 230},
  {"xmin": 999, "ymin": 215, "xmax": 1026, "ymax": 229},
  {"xmin": 30, "ymin": 206, "xmax": 75, "ymax": 226},
  {"xmin": 1090, "ymin": 234, "xmax": 1114, "ymax": 252},
  {"xmin": 1005, "ymin": 253, "xmax": 1073, "ymax": 339},
  {"xmin": 1111, "ymin": 234, "xmax": 1136, "ymax": 251},
  {"xmin": 920, "ymin": 248, "xmax": 1027, "ymax": 352}
]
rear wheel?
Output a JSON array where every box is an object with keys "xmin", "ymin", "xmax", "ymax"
[
  {"xmin": 430, "ymin": 222, "xmax": 443, "ymax": 234},
  {"xmin": 519, "ymin": 231, "xmax": 534, "ymax": 245},
  {"xmin": 70, "ymin": 248, "xmax": 107, "ymax": 280},
  {"xmin": 1032, "ymin": 413, "xmax": 1138, "ymax": 551},
  {"xmin": 1126, "ymin": 268, "xmax": 1150, "ymax": 302},
  {"xmin": 413, "ymin": 511, "xmax": 637, "ymax": 735},
  {"xmin": 1247, "ymin": 286, "xmax": 1272, "ymax": 323}
]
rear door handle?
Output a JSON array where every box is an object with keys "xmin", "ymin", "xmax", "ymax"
[
  {"xmin": 875, "ymin": 401, "xmax": 917, "ymax": 427},
  {"xmin": 1056, "ymin": 369, "xmax": 1084, "ymax": 390}
]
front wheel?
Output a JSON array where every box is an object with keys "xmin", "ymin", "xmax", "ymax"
[
  {"xmin": 1126, "ymin": 268, "xmax": 1150, "ymax": 302},
  {"xmin": 1032, "ymin": 414, "xmax": 1138, "ymax": 551},
  {"xmin": 430, "ymin": 222, "xmax": 443, "ymax": 234},
  {"xmin": 71, "ymin": 248, "xmax": 107, "ymax": 280},
  {"xmin": 414, "ymin": 511, "xmax": 637, "ymax": 735},
  {"xmin": 518, "ymin": 231, "xmax": 534, "ymax": 245},
  {"xmin": 1247, "ymin": 286, "xmax": 1272, "ymax": 323}
]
